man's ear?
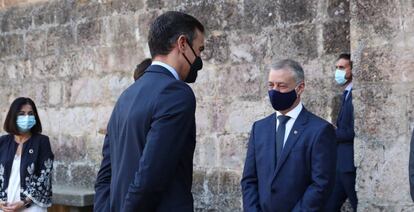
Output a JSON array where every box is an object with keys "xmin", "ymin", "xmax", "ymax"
[
  {"xmin": 297, "ymin": 82, "xmax": 305, "ymax": 96},
  {"xmin": 177, "ymin": 35, "xmax": 187, "ymax": 52}
]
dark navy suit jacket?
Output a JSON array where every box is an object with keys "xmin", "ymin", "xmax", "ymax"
[
  {"xmin": 336, "ymin": 90, "xmax": 356, "ymax": 172},
  {"xmin": 94, "ymin": 65, "xmax": 196, "ymax": 212},
  {"xmin": 241, "ymin": 107, "xmax": 336, "ymax": 212}
]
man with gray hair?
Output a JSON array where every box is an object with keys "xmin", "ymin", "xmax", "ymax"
[{"xmin": 241, "ymin": 59, "xmax": 336, "ymax": 211}]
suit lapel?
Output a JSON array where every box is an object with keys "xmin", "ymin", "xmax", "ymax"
[
  {"xmin": 266, "ymin": 114, "xmax": 277, "ymax": 171},
  {"xmin": 259, "ymin": 114, "xmax": 277, "ymax": 172},
  {"xmin": 272, "ymin": 108, "xmax": 309, "ymax": 179},
  {"xmin": 337, "ymin": 90, "xmax": 352, "ymax": 124}
]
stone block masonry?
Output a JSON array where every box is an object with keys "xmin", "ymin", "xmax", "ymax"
[{"xmin": 1, "ymin": 0, "xmax": 411, "ymax": 211}]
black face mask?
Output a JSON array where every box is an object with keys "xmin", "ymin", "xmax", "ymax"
[
  {"xmin": 268, "ymin": 88, "xmax": 298, "ymax": 111},
  {"xmin": 182, "ymin": 40, "xmax": 203, "ymax": 83}
]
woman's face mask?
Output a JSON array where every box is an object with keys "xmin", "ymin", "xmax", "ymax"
[{"xmin": 16, "ymin": 115, "xmax": 36, "ymax": 133}]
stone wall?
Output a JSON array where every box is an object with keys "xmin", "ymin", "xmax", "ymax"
[
  {"xmin": 0, "ymin": 0, "xmax": 352, "ymax": 211},
  {"xmin": 351, "ymin": 0, "xmax": 414, "ymax": 211}
]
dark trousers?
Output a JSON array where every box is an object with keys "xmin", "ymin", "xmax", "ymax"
[{"xmin": 324, "ymin": 171, "xmax": 358, "ymax": 212}]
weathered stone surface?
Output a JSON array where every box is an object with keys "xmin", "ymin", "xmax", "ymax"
[
  {"xmin": 52, "ymin": 135, "xmax": 87, "ymax": 162},
  {"xmin": 32, "ymin": 55, "xmax": 60, "ymax": 78},
  {"xmin": 6, "ymin": 0, "xmax": 411, "ymax": 210},
  {"xmin": 180, "ymin": 0, "xmax": 244, "ymax": 32},
  {"xmin": 193, "ymin": 169, "xmax": 242, "ymax": 211},
  {"xmin": 353, "ymin": 84, "xmax": 410, "ymax": 141},
  {"xmin": 32, "ymin": 2, "xmax": 55, "ymax": 26},
  {"xmin": 357, "ymin": 45, "xmax": 414, "ymax": 83},
  {"xmin": 302, "ymin": 87, "xmax": 336, "ymax": 121},
  {"xmin": 3, "ymin": 58, "xmax": 28, "ymax": 79},
  {"xmin": 215, "ymin": 64, "xmax": 264, "ymax": 99},
  {"xmin": 54, "ymin": 0, "xmax": 74, "ymax": 24},
  {"xmin": 243, "ymin": 0, "xmax": 279, "ymax": 31},
  {"xmin": 70, "ymin": 164, "xmax": 96, "ymax": 188},
  {"xmin": 47, "ymin": 25, "xmax": 76, "ymax": 55},
  {"xmin": 53, "ymin": 162, "xmax": 69, "ymax": 185},
  {"xmin": 48, "ymin": 81, "xmax": 62, "ymax": 105},
  {"xmin": 25, "ymin": 29, "xmax": 47, "ymax": 58},
  {"xmin": 77, "ymin": 20, "xmax": 102, "ymax": 47},
  {"xmin": 224, "ymin": 100, "xmax": 270, "ymax": 134},
  {"xmin": 269, "ymin": 24, "xmax": 318, "ymax": 61},
  {"xmin": 105, "ymin": 0, "xmax": 145, "ymax": 15},
  {"xmin": 103, "ymin": 14, "xmax": 138, "ymax": 46},
  {"xmin": 94, "ymin": 45, "xmax": 145, "ymax": 74},
  {"xmin": 0, "ymin": 7, "xmax": 32, "ymax": 32},
  {"xmin": 228, "ymin": 31, "xmax": 270, "ymax": 64},
  {"xmin": 195, "ymin": 134, "xmax": 218, "ymax": 168},
  {"xmin": 136, "ymin": 9, "xmax": 161, "ymax": 42},
  {"xmin": 351, "ymin": 0, "xmax": 414, "ymax": 210},
  {"xmin": 218, "ymin": 134, "xmax": 248, "ymax": 170},
  {"xmin": 74, "ymin": 1, "xmax": 106, "ymax": 21},
  {"xmin": 278, "ymin": 0, "xmax": 317, "ymax": 24},
  {"xmin": 203, "ymin": 33, "xmax": 229, "ymax": 64},
  {"xmin": 328, "ymin": 0, "xmax": 350, "ymax": 20},
  {"xmin": 52, "ymin": 185, "xmax": 94, "ymax": 206},
  {"xmin": 323, "ymin": 21, "xmax": 350, "ymax": 54},
  {"xmin": 0, "ymin": 34, "xmax": 24, "ymax": 58}
]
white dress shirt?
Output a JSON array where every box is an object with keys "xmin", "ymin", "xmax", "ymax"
[
  {"xmin": 151, "ymin": 61, "xmax": 180, "ymax": 80},
  {"xmin": 344, "ymin": 82, "xmax": 353, "ymax": 100},
  {"xmin": 276, "ymin": 102, "xmax": 303, "ymax": 147}
]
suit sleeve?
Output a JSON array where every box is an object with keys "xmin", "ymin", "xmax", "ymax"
[
  {"xmin": 336, "ymin": 96, "xmax": 355, "ymax": 142},
  {"xmin": 94, "ymin": 135, "xmax": 111, "ymax": 212},
  {"xmin": 122, "ymin": 82, "xmax": 196, "ymax": 211},
  {"xmin": 241, "ymin": 123, "xmax": 262, "ymax": 212},
  {"xmin": 409, "ymin": 131, "xmax": 414, "ymax": 202},
  {"xmin": 293, "ymin": 123, "xmax": 337, "ymax": 211}
]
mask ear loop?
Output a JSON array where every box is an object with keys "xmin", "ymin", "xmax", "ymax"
[
  {"xmin": 185, "ymin": 38, "xmax": 198, "ymax": 56},
  {"xmin": 182, "ymin": 37, "xmax": 197, "ymax": 65}
]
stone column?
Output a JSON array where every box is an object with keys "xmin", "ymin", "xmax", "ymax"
[{"xmin": 351, "ymin": 0, "xmax": 414, "ymax": 210}]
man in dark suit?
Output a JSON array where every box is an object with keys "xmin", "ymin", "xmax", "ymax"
[
  {"xmin": 94, "ymin": 11, "xmax": 205, "ymax": 211},
  {"xmin": 241, "ymin": 59, "xmax": 336, "ymax": 212},
  {"xmin": 409, "ymin": 130, "xmax": 414, "ymax": 201},
  {"xmin": 325, "ymin": 53, "xmax": 358, "ymax": 211}
]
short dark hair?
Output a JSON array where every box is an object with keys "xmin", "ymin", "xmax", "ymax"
[
  {"xmin": 148, "ymin": 11, "xmax": 204, "ymax": 57},
  {"xmin": 338, "ymin": 53, "xmax": 352, "ymax": 69},
  {"xmin": 134, "ymin": 58, "xmax": 152, "ymax": 81},
  {"xmin": 4, "ymin": 97, "xmax": 42, "ymax": 135}
]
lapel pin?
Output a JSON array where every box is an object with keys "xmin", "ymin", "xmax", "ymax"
[
  {"xmin": 294, "ymin": 130, "xmax": 298, "ymax": 135},
  {"xmin": 29, "ymin": 149, "xmax": 34, "ymax": 154}
]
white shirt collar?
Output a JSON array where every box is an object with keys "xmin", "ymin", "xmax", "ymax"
[
  {"xmin": 151, "ymin": 61, "xmax": 180, "ymax": 80},
  {"xmin": 276, "ymin": 102, "xmax": 303, "ymax": 120},
  {"xmin": 345, "ymin": 82, "xmax": 353, "ymax": 92}
]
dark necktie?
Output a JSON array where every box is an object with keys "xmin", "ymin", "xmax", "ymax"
[{"xmin": 276, "ymin": 115, "xmax": 291, "ymax": 161}]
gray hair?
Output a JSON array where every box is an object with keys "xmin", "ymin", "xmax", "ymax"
[{"xmin": 269, "ymin": 59, "xmax": 305, "ymax": 84}]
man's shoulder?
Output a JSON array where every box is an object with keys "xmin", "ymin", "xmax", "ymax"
[
  {"xmin": 253, "ymin": 113, "xmax": 275, "ymax": 128},
  {"xmin": 301, "ymin": 109, "xmax": 332, "ymax": 130}
]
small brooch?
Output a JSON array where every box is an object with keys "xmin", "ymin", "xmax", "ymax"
[
  {"xmin": 29, "ymin": 149, "xmax": 34, "ymax": 154},
  {"xmin": 293, "ymin": 130, "xmax": 298, "ymax": 135}
]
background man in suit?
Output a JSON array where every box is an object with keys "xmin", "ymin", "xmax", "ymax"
[
  {"xmin": 94, "ymin": 11, "xmax": 205, "ymax": 211},
  {"xmin": 241, "ymin": 59, "xmax": 336, "ymax": 212},
  {"xmin": 409, "ymin": 129, "xmax": 414, "ymax": 201},
  {"xmin": 325, "ymin": 53, "xmax": 358, "ymax": 211}
]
